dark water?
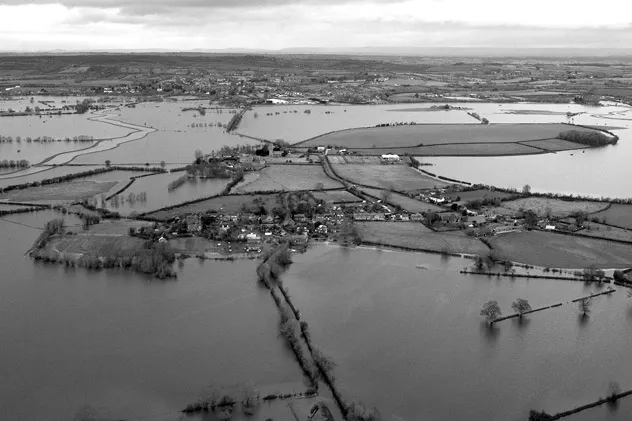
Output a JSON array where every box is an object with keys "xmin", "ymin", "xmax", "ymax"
[
  {"xmin": 283, "ymin": 245, "xmax": 632, "ymax": 421},
  {"xmin": 0, "ymin": 211, "xmax": 302, "ymax": 421}
]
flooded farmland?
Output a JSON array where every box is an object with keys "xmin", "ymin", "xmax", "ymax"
[
  {"xmin": 283, "ymin": 245, "xmax": 632, "ymax": 421},
  {"xmin": 0, "ymin": 211, "xmax": 304, "ymax": 421}
]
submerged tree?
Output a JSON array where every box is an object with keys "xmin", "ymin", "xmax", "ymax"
[
  {"xmin": 480, "ymin": 301, "xmax": 502, "ymax": 325},
  {"xmin": 511, "ymin": 298, "xmax": 532, "ymax": 318},
  {"xmin": 578, "ymin": 297, "xmax": 593, "ymax": 316}
]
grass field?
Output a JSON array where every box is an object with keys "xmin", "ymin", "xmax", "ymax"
[
  {"xmin": 520, "ymin": 139, "xmax": 588, "ymax": 152},
  {"xmin": 502, "ymin": 197, "xmax": 609, "ymax": 217},
  {"xmin": 592, "ymin": 204, "xmax": 632, "ymax": 229},
  {"xmin": 48, "ymin": 234, "xmax": 146, "ymax": 257},
  {"xmin": 232, "ymin": 165, "xmax": 343, "ymax": 193},
  {"xmin": 311, "ymin": 189, "xmax": 361, "ymax": 204},
  {"xmin": 575, "ymin": 222, "xmax": 632, "ymax": 243},
  {"xmin": 489, "ymin": 230, "xmax": 632, "ymax": 268},
  {"xmin": 299, "ymin": 123, "xmax": 596, "ymax": 148},
  {"xmin": 356, "ymin": 221, "xmax": 490, "ymax": 255},
  {"xmin": 359, "ymin": 187, "xmax": 444, "ymax": 213},
  {"xmin": 415, "ymin": 143, "xmax": 542, "ymax": 156},
  {"xmin": 332, "ymin": 164, "xmax": 448, "ymax": 191},
  {"xmin": 0, "ymin": 181, "xmax": 117, "ymax": 202},
  {"xmin": 444, "ymin": 189, "xmax": 517, "ymax": 202},
  {"xmin": 148, "ymin": 194, "xmax": 280, "ymax": 220}
]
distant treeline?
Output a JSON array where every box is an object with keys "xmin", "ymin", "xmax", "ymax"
[{"xmin": 557, "ymin": 130, "xmax": 618, "ymax": 146}]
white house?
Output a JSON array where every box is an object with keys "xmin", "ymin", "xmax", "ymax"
[{"xmin": 381, "ymin": 154, "xmax": 400, "ymax": 162}]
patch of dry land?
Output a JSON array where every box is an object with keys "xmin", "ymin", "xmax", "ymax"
[
  {"xmin": 43, "ymin": 234, "xmax": 145, "ymax": 257},
  {"xmin": 311, "ymin": 189, "xmax": 361, "ymax": 204},
  {"xmin": 501, "ymin": 197, "xmax": 609, "ymax": 217},
  {"xmin": 444, "ymin": 189, "xmax": 517, "ymax": 202},
  {"xmin": 574, "ymin": 222, "xmax": 632, "ymax": 243},
  {"xmin": 148, "ymin": 194, "xmax": 280, "ymax": 220},
  {"xmin": 356, "ymin": 221, "xmax": 489, "ymax": 255},
  {"xmin": 298, "ymin": 123, "xmax": 598, "ymax": 149},
  {"xmin": 592, "ymin": 204, "xmax": 632, "ymax": 229},
  {"xmin": 0, "ymin": 180, "xmax": 117, "ymax": 202},
  {"xmin": 489, "ymin": 231, "xmax": 632, "ymax": 268},
  {"xmin": 358, "ymin": 187, "xmax": 444, "ymax": 213},
  {"xmin": 331, "ymin": 163, "xmax": 448, "ymax": 191},
  {"xmin": 520, "ymin": 139, "xmax": 588, "ymax": 152},
  {"xmin": 232, "ymin": 165, "xmax": 343, "ymax": 193}
]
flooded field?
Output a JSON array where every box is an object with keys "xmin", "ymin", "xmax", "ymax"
[
  {"xmin": 0, "ymin": 211, "xmax": 303, "ymax": 421},
  {"xmin": 103, "ymin": 171, "xmax": 230, "ymax": 215},
  {"xmin": 283, "ymin": 245, "xmax": 632, "ymax": 421}
]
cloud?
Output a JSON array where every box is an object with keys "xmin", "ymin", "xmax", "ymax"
[{"xmin": 1, "ymin": 0, "xmax": 632, "ymax": 50}]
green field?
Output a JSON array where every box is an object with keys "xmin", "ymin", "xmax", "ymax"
[
  {"xmin": 592, "ymin": 204, "xmax": 632, "ymax": 229},
  {"xmin": 414, "ymin": 142, "xmax": 542, "ymax": 156},
  {"xmin": 489, "ymin": 231, "xmax": 632, "ymax": 268},
  {"xmin": 356, "ymin": 221, "xmax": 489, "ymax": 255},
  {"xmin": 0, "ymin": 181, "xmax": 117, "ymax": 202},
  {"xmin": 232, "ymin": 165, "xmax": 343, "ymax": 193},
  {"xmin": 298, "ymin": 123, "xmax": 597, "ymax": 149},
  {"xmin": 331, "ymin": 164, "xmax": 448, "ymax": 191},
  {"xmin": 48, "ymin": 234, "xmax": 146, "ymax": 257},
  {"xmin": 359, "ymin": 187, "xmax": 444, "ymax": 213},
  {"xmin": 520, "ymin": 139, "xmax": 588, "ymax": 152},
  {"xmin": 502, "ymin": 197, "xmax": 609, "ymax": 217},
  {"xmin": 444, "ymin": 189, "xmax": 517, "ymax": 202},
  {"xmin": 148, "ymin": 194, "xmax": 280, "ymax": 220},
  {"xmin": 311, "ymin": 189, "xmax": 361, "ymax": 204}
]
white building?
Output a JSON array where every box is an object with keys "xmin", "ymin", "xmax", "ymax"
[{"xmin": 381, "ymin": 154, "xmax": 400, "ymax": 162}]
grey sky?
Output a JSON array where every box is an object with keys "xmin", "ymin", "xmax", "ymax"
[{"xmin": 1, "ymin": 0, "xmax": 631, "ymax": 51}]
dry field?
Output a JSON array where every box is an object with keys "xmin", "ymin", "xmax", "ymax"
[
  {"xmin": 299, "ymin": 123, "xmax": 592, "ymax": 149},
  {"xmin": 0, "ymin": 181, "xmax": 117, "ymax": 202},
  {"xmin": 444, "ymin": 189, "xmax": 517, "ymax": 202},
  {"xmin": 311, "ymin": 190, "xmax": 361, "ymax": 204},
  {"xmin": 575, "ymin": 222, "xmax": 632, "ymax": 243},
  {"xmin": 489, "ymin": 231, "xmax": 632, "ymax": 268},
  {"xmin": 332, "ymin": 164, "xmax": 448, "ymax": 191},
  {"xmin": 416, "ymin": 142, "xmax": 541, "ymax": 156},
  {"xmin": 356, "ymin": 221, "xmax": 490, "ymax": 255},
  {"xmin": 359, "ymin": 187, "xmax": 444, "ymax": 213},
  {"xmin": 592, "ymin": 204, "xmax": 632, "ymax": 229},
  {"xmin": 48, "ymin": 234, "xmax": 145, "ymax": 257},
  {"xmin": 148, "ymin": 194, "xmax": 280, "ymax": 220},
  {"xmin": 232, "ymin": 165, "xmax": 343, "ymax": 193},
  {"xmin": 520, "ymin": 139, "xmax": 587, "ymax": 152},
  {"xmin": 501, "ymin": 197, "xmax": 609, "ymax": 217}
]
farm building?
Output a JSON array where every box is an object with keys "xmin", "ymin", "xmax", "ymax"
[{"xmin": 381, "ymin": 154, "xmax": 400, "ymax": 162}]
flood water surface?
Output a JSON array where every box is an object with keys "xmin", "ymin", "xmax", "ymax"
[{"xmin": 283, "ymin": 245, "xmax": 632, "ymax": 421}]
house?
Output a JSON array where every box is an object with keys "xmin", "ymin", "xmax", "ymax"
[
  {"xmin": 316, "ymin": 146, "xmax": 326, "ymax": 153},
  {"xmin": 381, "ymin": 154, "xmax": 400, "ymax": 162},
  {"xmin": 353, "ymin": 213, "xmax": 372, "ymax": 221},
  {"xmin": 293, "ymin": 213, "xmax": 308, "ymax": 222},
  {"xmin": 468, "ymin": 215, "xmax": 488, "ymax": 227},
  {"xmin": 429, "ymin": 196, "xmax": 446, "ymax": 205},
  {"xmin": 262, "ymin": 215, "xmax": 275, "ymax": 225},
  {"xmin": 410, "ymin": 213, "xmax": 424, "ymax": 221},
  {"xmin": 492, "ymin": 225, "xmax": 518, "ymax": 235},
  {"xmin": 545, "ymin": 225, "xmax": 556, "ymax": 230},
  {"xmin": 245, "ymin": 233, "xmax": 261, "ymax": 242}
]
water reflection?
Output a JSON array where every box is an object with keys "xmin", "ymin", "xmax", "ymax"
[{"xmin": 480, "ymin": 322, "xmax": 500, "ymax": 345}]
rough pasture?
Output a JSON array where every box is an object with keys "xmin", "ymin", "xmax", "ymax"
[
  {"xmin": 298, "ymin": 123, "xmax": 597, "ymax": 149},
  {"xmin": 331, "ymin": 164, "xmax": 448, "ymax": 191},
  {"xmin": 147, "ymin": 194, "xmax": 280, "ymax": 221},
  {"xmin": 592, "ymin": 204, "xmax": 632, "ymax": 229},
  {"xmin": 502, "ymin": 197, "xmax": 609, "ymax": 218},
  {"xmin": 356, "ymin": 222, "xmax": 490, "ymax": 255},
  {"xmin": 489, "ymin": 231, "xmax": 632, "ymax": 268},
  {"xmin": 232, "ymin": 165, "xmax": 343, "ymax": 193},
  {"xmin": 0, "ymin": 180, "xmax": 117, "ymax": 202}
]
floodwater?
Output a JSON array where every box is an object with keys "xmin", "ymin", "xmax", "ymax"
[
  {"xmin": 418, "ymin": 104, "xmax": 632, "ymax": 198},
  {"xmin": 238, "ymin": 103, "xmax": 478, "ymax": 144},
  {"xmin": 103, "ymin": 171, "xmax": 230, "ymax": 216},
  {"xmin": 71, "ymin": 103, "xmax": 256, "ymax": 165},
  {"xmin": 283, "ymin": 244, "xmax": 632, "ymax": 421},
  {"xmin": 0, "ymin": 211, "xmax": 303, "ymax": 421}
]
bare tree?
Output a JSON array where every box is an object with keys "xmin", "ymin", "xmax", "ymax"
[
  {"xmin": 511, "ymin": 298, "xmax": 532, "ymax": 318},
  {"xmin": 480, "ymin": 301, "xmax": 502, "ymax": 324},
  {"xmin": 578, "ymin": 297, "xmax": 592, "ymax": 316}
]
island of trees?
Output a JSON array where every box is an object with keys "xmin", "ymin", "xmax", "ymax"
[{"xmin": 557, "ymin": 129, "xmax": 618, "ymax": 146}]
